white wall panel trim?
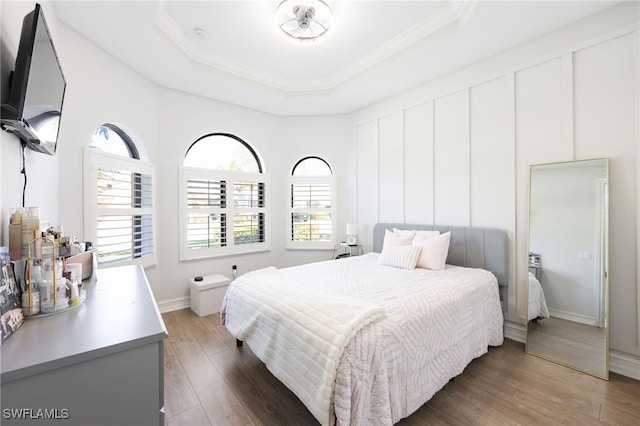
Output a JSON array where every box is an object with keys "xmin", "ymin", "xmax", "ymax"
[
  {"xmin": 352, "ymin": 24, "xmax": 638, "ymax": 131},
  {"xmin": 403, "ymin": 102, "xmax": 435, "ymax": 224},
  {"xmin": 376, "ymin": 118, "xmax": 381, "ymax": 223},
  {"xmin": 402, "ymin": 110, "xmax": 407, "ymax": 223},
  {"xmin": 353, "ymin": 21, "xmax": 639, "ymax": 359},
  {"xmin": 355, "ymin": 121, "xmax": 380, "ymax": 251},
  {"xmin": 562, "ymin": 53, "xmax": 575, "ymax": 159},
  {"xmin": 433, "ymin": 90, "xmax": 470, "ymax": 226},
  {"xmin": 431, "ymin": 100, "xmax": 436, "ymax": 222},
  {"xmin": 566, "ymin": 23, "xmax": 638, "ymax": 58},
  {"xmin": 504, "ymin": 25, "xmax": 638, "ymax": 89},
  {"xmin": 377, "ymin": 112, "xmax": 406, "ymax": 223},
  {"xmin": 504, "ymin": 320, "xmax": 526, "ymax": 343},
  {"xmin": 636, "ymin": 28, "xmax": 640, "ymax": 352},
  {"xmin": 464, "ymin": 87, "xmax": 472, "ymax": 225},
  {"xmin": 507, "ymin": 72, "xmax": 518, "ymax": 319},
  {"xmin": 610, "ymin": 350, "xmax": 640, "ymax": 380}
]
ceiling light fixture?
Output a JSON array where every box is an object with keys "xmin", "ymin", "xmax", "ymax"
[{"xmin": 276, "ymin": 0, "xmax": 332, "ymax": 41}]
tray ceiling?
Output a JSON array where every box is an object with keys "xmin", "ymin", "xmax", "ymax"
[{"xmin": 52, "ymin": 1, "xmax": 620, "ymax": 116}]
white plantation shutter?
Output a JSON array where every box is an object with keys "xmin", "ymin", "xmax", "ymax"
[
  {"xmin": 180, "ymin": 168, "xmax": 269, "ymax": 259},
  {"xmin": 233, "ymin": 181, "xmax": 266, "ymax": 245},
  {"xmin": 286, "ymin": 175, "xmax": 337, "ymax": 249},
  {"xmin": 84, "ymin": 149, "xmax": 156, "ymax": 267},
  {"xmin": 185, "ymin": 178, "xmax": 227, "ymax": 249}
]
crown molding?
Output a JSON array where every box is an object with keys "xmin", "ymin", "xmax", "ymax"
[
  {"xmin": 154, "ymin": 1, "xmax": 476, "ymax": 93},
  {"xmin": 154, "ymin": 4, "xmax": 295, "ymax": 90}
]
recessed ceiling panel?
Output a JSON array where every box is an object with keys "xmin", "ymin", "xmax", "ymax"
[
  {"xmin": 161, "ymin": 1, "xmax": 449, "ymax": 81},
  {"xmin": 51, "ymin": 0, "xmax": 628, "ymax": 116}
]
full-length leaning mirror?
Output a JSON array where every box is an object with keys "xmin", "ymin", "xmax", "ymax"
[{"xmin": 526, "ymin": 158, "xmax": 609, "ymax": 379}]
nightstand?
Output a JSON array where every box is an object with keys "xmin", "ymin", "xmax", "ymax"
[
  {"xmin": 529, "ymin": 264, "xmax": 541, "ymax": 281},
  {"xmin": 332, "ymin": 243, "xmax": 363, "ymax": 259}
]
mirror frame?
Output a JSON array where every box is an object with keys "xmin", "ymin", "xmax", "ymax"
[{"xmin": 525, "ymin": 158, "xmax": 609, "ymax": 380}]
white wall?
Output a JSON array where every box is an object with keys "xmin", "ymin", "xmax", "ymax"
[
  {"xmin": 55, "ymin": 24, "xmax": 161, "ymax": 237},
  {"xmin": 2, "ymin": 1, "xmax": 638, "ymax": 378},
  {"xmin": 155, "ymin": 90, "xmax": 351, "ymax": 305},
  {"xmin": 1, "ymin": 2, "xmax": 352, "ymax": 310},
  {"xmin": 351, "ymin": 2, "xmax": 639, "ymax": 368}
]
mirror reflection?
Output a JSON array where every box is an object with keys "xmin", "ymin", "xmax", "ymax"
[{"xmin": 526, "ymin": 158, "xmax": 608, "ymax": 379}]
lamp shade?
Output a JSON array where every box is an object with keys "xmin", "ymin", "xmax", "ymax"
[{"xmin": 346, "ymin": 223, "xmax": 358, "ymax": 236}]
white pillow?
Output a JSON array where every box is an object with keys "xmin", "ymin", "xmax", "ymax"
[
  {"xmin": 383, "ymin": 229, "xmax": 414, "ymax": 248},
  {"xmin": 412, "ymin": 231, "xmax": 451, "ymax": 271},
  {"xmin": 393, "ymin": 228, "xmax": 440, "ymax": 239},
  {"xmin": 377, "ymin": 245, "xmax": 421, "ymax": 270}
]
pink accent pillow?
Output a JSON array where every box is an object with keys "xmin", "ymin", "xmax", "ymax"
[
  {"xmin": 412, "ymin": 231, "xmax": 451, "ymax": 270},
  {"xmin": 393, "ymin": 228, "xmax": 440, "ymax": 239},
  {"xmin": 382, "ymin": 229, "xmax": 415, "ymax": 248}
]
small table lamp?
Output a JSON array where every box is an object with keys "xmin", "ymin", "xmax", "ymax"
[{"xmin": 346, "ymin": 223, "xmax": 358, "ymax": 246}]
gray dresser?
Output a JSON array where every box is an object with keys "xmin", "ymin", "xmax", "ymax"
[{"xmin": 1, "ymin": 265, "xmax": 168, "ymax": 425}]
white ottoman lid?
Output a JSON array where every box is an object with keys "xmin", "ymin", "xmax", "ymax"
[{"xmin": 190, "ymin": 274, "xmax": 230, "ymax": 291}]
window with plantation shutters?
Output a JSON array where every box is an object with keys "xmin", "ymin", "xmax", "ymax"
[
  {"xmin": 84, "ymin": 146, "xmax": 156, "ymax": 268},
  {"xmin": 179, "ymin": 134, "xmax": 268, "ymax": 259},
  {"xmin": 185, "ymin": 178, "xmax": 227, "ymax": 249},
  {"xmin": 233, "ymin": 181, "xmax": 265, "ymax": 245},
  {"xmin": 287, "ymin": 157, "xmax": 337, "ymax": 249}
]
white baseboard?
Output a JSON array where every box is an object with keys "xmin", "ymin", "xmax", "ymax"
[
  {"xmin": 504, "ymin": 320, "xmax": 640, "ymax": 381},
  {"xmin": 151, "ymin": 310, "xmax": 639, "ymax": 380},
  {"xmin": 610, "ymin": 350, "xmax": 640, "ymax": 380},
  {"xmin": 154, "ymin": 304, "xmax": 639, "ymax": 379},
  {"xmin": 157, "ymin": 296, "xmax": 190, "ymax": 313},
  {"xmin": 548, "ymin": 308, "xmax": 595, "ymax": 326},
  {"xmin": 504, "ymin": 320, "xmax": 526, "ymax": 343}
]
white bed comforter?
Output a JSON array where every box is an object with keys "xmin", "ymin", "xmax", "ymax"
[
  {"xmin": 221, "ymin": 253, "xmax": 503, "ymax": 425},
  {"xmin": 221, "ymin": 265, "xmax": 386, "ymax": 425},
  {"xmin": 528, "ymin": 272, "xmax": 550, "ymax": 321}
]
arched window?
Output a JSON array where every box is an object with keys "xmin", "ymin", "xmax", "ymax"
[
  {"xmin": 184, "ymin": 133, "xmax": 262, "ymax": 172},
  {"xmin": 180, "ymin": 134, "xmax": 268, "ymax": 259},
  {"xmin": 287, "ymin": 156, "xmax": 336, "ymax": 249},
  {"xmin": 84, "ymin": 124, "xmax": 156, "ymax": 267},
  {"xmin": 291, "ymin": 156, "xmax": 332, "ymax": 176},
  {"xmin": 90, "ymin": 124, "xmax": 139, "ymax": 159}
]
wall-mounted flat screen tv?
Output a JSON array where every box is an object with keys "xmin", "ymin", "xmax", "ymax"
[{"xmin": 0, "ymin": 3, "xmax": 66, "ymax": 156}]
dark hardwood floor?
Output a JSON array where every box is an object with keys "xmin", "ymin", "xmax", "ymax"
[{"xmin": 162, "ymin": 308, "xmax": 640, "ymax": 426}]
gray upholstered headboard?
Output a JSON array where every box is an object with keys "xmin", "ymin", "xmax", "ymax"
[{"xmin": 373, "ymin": 223, "xmax": 509, "ymax": 296}]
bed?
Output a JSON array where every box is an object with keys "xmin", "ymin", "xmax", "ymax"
[
  {"xmin": 221, "ymin": 223, "xmax": 507, "ymax": 425},
  {"xmin": 528, "ymin": 272, "xmax": 550, "ymax": 321}
]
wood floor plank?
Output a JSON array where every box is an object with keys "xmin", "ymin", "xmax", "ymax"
[
  {"xmin": 601, "ymin": 373, "xmax": 640, "ymax": 411},
  {"xmin": 185, "ymin": 313, "xmax": 235, "ymax": 356},
  {"xmin": 510, "ymin": 386, "xmax": 602, "ymax": 425},
  {"xmin": 162, "ymin": 309, "xmax": 640, "ymax": 426},
  {"xmin": 432, "ymin": 377, "xmax": 535, "ymax": 426},
  {"xmin": 599, "ymin": 398, "xmax": 640, "ymax": 425},
  {"xmin": 164, "ymin": 338, "xmax": 201, "ymax": 419},
  {"xmin": 174, "ymin": 340, "xmax": 253, "ymax": 426},
  {"xmin": 167, "ymin": 405, "xmax": 213, "ymax": 426},
  {"xmin": 209, "ymin": 344, "xmax": 317, "ymax": 425},
  {"xmin": 166, "ymin": 310, "xmax": 254, "ymax": 426}
]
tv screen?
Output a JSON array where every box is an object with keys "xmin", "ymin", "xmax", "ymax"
[{"xmin": 0, "ymin": 3, "xmax": 66, "ymax": 155}]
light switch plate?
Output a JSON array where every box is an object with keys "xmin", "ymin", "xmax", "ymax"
[{"xmin": 578, "ymin": 251, "xmax": 591, "ymax": 260}]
